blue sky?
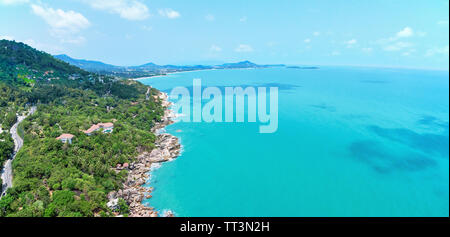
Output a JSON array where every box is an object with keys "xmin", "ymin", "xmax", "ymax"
[{"xmin": 1, "ymin": 0, "xmax": 449, "ymax": 69}]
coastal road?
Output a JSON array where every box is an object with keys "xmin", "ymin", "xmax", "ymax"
[{"xmin": 1, "ymin": 106, "xmax": 36, "ymax": 198}]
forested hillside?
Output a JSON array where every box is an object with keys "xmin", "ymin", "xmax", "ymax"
[{"xmin": 0, "ymin": 40, "xmax": 164, "ymax": 217}]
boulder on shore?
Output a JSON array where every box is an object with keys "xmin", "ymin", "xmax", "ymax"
[{"xmin": 107, "ymin": 198, "xmax": 119, "ymax": 211}]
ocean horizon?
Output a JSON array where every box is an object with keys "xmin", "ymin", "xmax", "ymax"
[{"xmin": 140, "ymin": 66, "xmax": 449, "ymax": 217}]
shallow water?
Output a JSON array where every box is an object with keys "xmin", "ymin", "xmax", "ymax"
[{"xmin": 141, "ymin": 67, "xmax": 449, "ymax": 217}]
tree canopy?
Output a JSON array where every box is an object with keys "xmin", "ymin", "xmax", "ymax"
[{"xmin": 0, "ymin": 40, "xmax": 164, "ymax": 217}]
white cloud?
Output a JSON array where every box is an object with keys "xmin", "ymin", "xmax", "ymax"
[
  {"xmin": 383, "ymin": 41, "xmax": 413, "ymax": 51},
  {"xmin": 401, "ymin": 48, "xmax": 416, "ymax": 56},
  {"xmin": 331, "ymin": 50, "xmax": 340, "ymax": 56},
  {"xmin": 425, "ymin": 45, "xmax": 449, "ymax": 57},
  {"xmin": 376, "ymin": 27, "xmax": 421, "ymax": 54},
  {"xmin": 346, "ymin": 39, "xmax": 357, "ymax": 45},
  {"xmin": 61, "ymin": 36, "xmax": 86, "ymax": 44},
  {"xmin": 396, "ymin": 27, "xmax": 414, "ymax": 38},
  {"xmin": 158, "ymin": 8, "xmax": 180, "ymax": 19},
  {"xmin": 205, "ymin": 14, "xmax": 215, "ymax": 21},
  {"xmin": 0, "ymin": 35, "xmax": 14, "ymax": 40},
  {"xmin": 84, "ymin": 0, "xmax": 150, "ymax": 21},
  {"xmin": 417, "ymin": 31, "xmax": 427, "ymax": 37},
  {"xmin": 438, "ymin": 20, "xmax": 449, "ymax": 25},
  {"xmin": 362, "ymin": 47, "xmax": 373, "ymax": 53},
  {"xmin": 267, "ymin": 41, "xmax": 277, "ymax": 47},
  {"xmin": 235, "ymin": 44, "xmax": 253, "ymax": 53},
  {"xmin": 304, "ymin": 38, "xmax": 311, "ymax": 43},
  {"xmin": 378, "ymin": 27, "xmax": 416, "ymax": 44},
  {"xmin": 210, "ymin": 44, "xmax": 222, "ymax": 52},
  {"xmin": 313, "ymin": 31, "xmax": 320, "ymax": 37},
  {"xmin": 32, "ymin": 5, "xmax": 90, "ymax": 33},
  {"xmin": 125, "ymin": 34, "xmax": 133, "ymax": 40},
  {"xmin": 345, "ymin": 39, "xmax": 357, "ymax": 48},
  {"xmin": 31, "ymin": 4, "xmax": 90, "ymax": 44},
  {"xmin": 142, "ymin": 25, "xmax": 152, "ymax": 31},
  {"xmin": 0, "ymin": 0, "xmax": 28, "ymax": 5}
]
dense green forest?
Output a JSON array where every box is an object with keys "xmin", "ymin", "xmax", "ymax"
[
  {"xmin": 0, "ymin": 40, "xmax": 164, "ymax": 217},
  {"xmin": 0, "ymin": 132, "xmax": 14, "ymax": 166}
]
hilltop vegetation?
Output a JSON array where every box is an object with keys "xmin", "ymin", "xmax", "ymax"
[
  {"xmin": 0, "ymin": 40, "xmax": 86, "ymax": 85},
  {"xmin": 0, "ymin": 40, "xmax": 146, "ymax": 100},
  {"xmin": 0, "ymin": 40, "xmax": 164, "ymax": 217}
]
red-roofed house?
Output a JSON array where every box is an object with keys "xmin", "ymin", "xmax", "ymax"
[
  {"xmin": 116, "ymin": 163, "xmax": 129, "ymax": 170},
  {"xmin": 84, "ymin": 124, "xmax": 100, "ymax": 136},
  {"xmin": 84, "ymin": 123, "xmax": 114, "ymax": 136},
  {"xmin": 56, "ymin": 134, "xmax": 75, "ymax": 144}
]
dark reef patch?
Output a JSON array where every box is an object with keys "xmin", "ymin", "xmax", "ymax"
[
  {"xmin": 349, "ymin": 140, "xmax": 437, "ymax": 174},
  {"xmin": 311, "ymin": 103, "xmax": 336, "ymax": 112},
  {"xmin": 368, "ymin": 125, "xmax": 449, "ymax": 158},
  {"xmin": 417, "ymin": 115, "xmax": 449, "ymax": 130}
]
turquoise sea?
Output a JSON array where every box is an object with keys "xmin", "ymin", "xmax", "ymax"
[{"xmin": 140, "ymin": 67, "xmax": 449, "ymax": 217}]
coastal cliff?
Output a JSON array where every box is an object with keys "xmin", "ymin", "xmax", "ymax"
[{"xmin": 108, "ymin": 92, "xmax": 181, "ymax": 217}]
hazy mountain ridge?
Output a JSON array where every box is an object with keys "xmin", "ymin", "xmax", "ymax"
[{"xmin": 54, "ymin": 54, "xmax": 287, "ymax": 78}]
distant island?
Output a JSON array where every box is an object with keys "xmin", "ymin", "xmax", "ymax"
[
  {"xmin": 54, "ymin": 54, "xmax": 290, "ymax": 79},
  {"xmin": 286, "ymin": 66, "xmax": 320, "ymax": 70}
]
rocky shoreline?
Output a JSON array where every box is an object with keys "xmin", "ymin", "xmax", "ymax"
[{"xmin": 107, "ymin": 91, "xmax": 181, "ymax": 217}]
